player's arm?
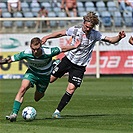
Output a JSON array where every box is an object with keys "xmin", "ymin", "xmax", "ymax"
[
  {"xmin": 129, "ymin": 36, "xmax": 133, "ymax": 45},
  {"xmin": 0, "ymin": 56, "xmax": 12, "ymax": 65},
  {"xmin": 60, "ymin": 37, "xmax": 81, "ymax": 52},
  {"xmin": 102, "ymin": 31, "xmax": 126, "ymax": 44},
  {"xmin": 41, "ymin": 30, "xmax": 66, "ymax": 44}
]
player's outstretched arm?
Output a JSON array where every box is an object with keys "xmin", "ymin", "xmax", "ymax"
[
  {"xmin": 61, "ymin": 38, "xmax": 81, "ymax": 52},
  {"xmin": 41, "ymin": 30, "xmax": 66, "ymax": 44},
  {"xmin": 0, "ymin": 56, "xmax": 12, "ymax": 65},
  {"xmin": 102, "ymin": 31, "xmax": 126, "ymax": 44}
]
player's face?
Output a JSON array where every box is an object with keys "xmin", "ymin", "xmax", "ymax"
[
  {"xmin": 82, "ymin": 21, "xmax": 94, "ymax": 34},
  {"xmin": 31, "ymin": 43, "xmax": 42, "ymax": 57}
]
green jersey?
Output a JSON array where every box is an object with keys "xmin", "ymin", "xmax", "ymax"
[{"xmin": 11, "ymin": 46, "xmax": 61, "ymax": 75}]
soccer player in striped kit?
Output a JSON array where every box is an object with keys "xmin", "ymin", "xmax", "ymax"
[{"xmin": 42, "ymin": 12, "xmax": 126, "ymax": 118}]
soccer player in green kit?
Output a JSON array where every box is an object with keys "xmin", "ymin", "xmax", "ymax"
[{"xmin": 0, "ymin": 37, "xmax": 80, "ymax": 122}]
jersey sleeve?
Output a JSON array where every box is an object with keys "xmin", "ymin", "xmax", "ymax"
[
  {"xmin": 11, "ymin": 51, "xmax": 25, "ymax": 62},
  {"xmin": 95, "ymin": 31, "xmax": 106, "ymax": 41},
  {"xmin": 51, "ymin": 47, "xmax": 62, "ymax": 56}
]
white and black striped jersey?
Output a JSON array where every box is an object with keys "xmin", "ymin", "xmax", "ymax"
[{"xmin": 65, "ymin": 25, "xmax": 105, "ymax": 66}]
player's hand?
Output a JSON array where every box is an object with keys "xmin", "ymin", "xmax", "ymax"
[
  {"xmin": 0, "ymin": 58, "xmax": 8, "ymax": 64},
  {"xmin": 0, "ymin": 57, "xmax": 11, "ymax": 64},
  {"xmin": 129, "ymin": 36, "xmax": 133, "ymax": 45},
  {"xmin": 41, "ymin": 37, "xmax": 47, "ymax": 45},
  {"xmin": 118, "ymin": 31, "xmax": 126, "ymax": 39}
]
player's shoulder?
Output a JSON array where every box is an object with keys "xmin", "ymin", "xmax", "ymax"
[
  {"xmin": 67, "ymin": 24, "xmax": 82, "ymax": 36},
  {"xmin": 24, "ymin": 48, "xmax": 32, "ymax": 54},
  {"xmin": 68, "ymin": 24, "xmax": 82, "ymax": 30},
  {"xmin": 91, "ymin": 29, "xmax": 101, "ymax": 35},
  {"xmin": 74, "ymin": 24, "xmax": 82, "ymax": 29},
  {"xmin": 42, "ymin": 46, "xmax": 60, "ymax": 54}
]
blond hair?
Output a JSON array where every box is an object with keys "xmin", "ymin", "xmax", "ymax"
[{"xmin": 83, "ymin": 12, "xmax": 99, "ymax": 26}]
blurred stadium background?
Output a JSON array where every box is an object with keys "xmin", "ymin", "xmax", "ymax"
[{"xmin": 0, "ymin": 0, "xmax": 133, "ymax": 79}]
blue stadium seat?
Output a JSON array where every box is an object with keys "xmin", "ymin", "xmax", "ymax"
[
  {"xmin": 41, "ymin": 2, "xmax": 52, "ymax": 12},
  {"xmin": 77, "ymin": 1, "xmax": 85, "ymax": 14},
  {"xmin": 0, "ymin": 2, "xmax": 8, "ymax": 12},
  {"xmin": 21, "ymin": 2, "xmax": 30, "ymax": 12},
  {"xmin": 123, "ymin": 12, "xmax": 133, "ymax": 27},
  {"xmin": 96, "ymin": 1, "xmax": 107, "ymax": 14},
  {"xmin": 107, "ymin": 1, "xmax": 119, "ymax": 16},
  {"xmin": 101, "ymin": 11, "xmax": 112, "ymax": 27},
  {"xmin": 23, "ymin": 12, "xmax": 35, "ymax": 28},
  {"xmin": 85, "ymin": 1, "xmax": 94, "ymax": 8},
  {"xmin": 78, "ymin": 11, "xmax": 87, "ymax": 17},
  {"xmin": 31, "ymin": 7, "xmax": 40, "ymax": 17},
  {"xmin": 77, "ymin": 1, "xmax": 84, "ymax": 8},
  {"xmin": 13, "ymin": 12, "xmax": 23, "ymax": 28},
  {"xmin": 113, "ymin": 11, "xmax": 123, "ymax": 27},
  {"xmin": 85, "ymin": 2, "xmax": 96, "ymax": 12},
  {"xmin": 48, "ymin": 11, "xmax": 57, "ymax": 27},
  {"xmin": 2, "ymin": 12, "xmax": 13, "ymax": 28},
  {"xmin": 126, "ymin": 6, "xmax": 133, "ymax": 12},
  {"xmin": 30, "ymin": 2, "xmax": 40, "ymax": 8},
  {"xmin": 57, "ymin": 12, "xmax": 67, "ymax": 27},
  {"xmin": 53, "ymin": 7, "xmax": 62, "ymax": 16},
  {"xmin": 77, "ymin": 7, "xmax": 85, "ymax": 12}
]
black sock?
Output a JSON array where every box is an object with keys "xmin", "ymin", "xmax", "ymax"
[{"xmin": 57, "ymin": 91, "xmax": 73, "ymax": 112}]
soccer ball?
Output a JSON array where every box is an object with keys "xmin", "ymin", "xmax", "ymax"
[{"xmin": 22, "ymin": 106, "xmax": 37, "ymax": 121}]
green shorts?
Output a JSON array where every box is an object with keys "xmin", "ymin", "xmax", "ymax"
[{"xmin": 23, "ymin": 69, "xmax": 50, "ymax": 93}]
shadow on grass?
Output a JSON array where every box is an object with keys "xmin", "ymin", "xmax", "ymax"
[
  {"xmin": 35, "ymin": 113, "xmax": 127, "ymax": 120},
  {"xmin": 1, "ymin": 113, "xmax": 129, "ymax": 123}
]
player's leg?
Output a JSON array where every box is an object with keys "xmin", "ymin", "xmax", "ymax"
[
  {"xmin": 50, "ymin": 75, "xmax": 58, "ymax": 83},
  {"xmin": 50, "ymin": 57, "xmax": 70, "ymax": 83},
  {"xmin": 52, "ymin": 83, "xmax": 76, "ymax": 118},
  {"xmin": 6, "ymin": 79, "xmax": 31, "ymax": 122},
  {"xmin": 34, "ymin": 90, "xmax": 44, "ymax": 102},
  {"xmin": 52, "ymin": 63, "xmax": 85, "ymax": 118},
  {"xmin": 34, "ymin": 74, "xmax": 50, "ymax": 102}
]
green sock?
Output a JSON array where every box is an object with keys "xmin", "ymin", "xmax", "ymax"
[{"xmin": 12, "ymin": 100, "xmax": 21, "ymax": 115}]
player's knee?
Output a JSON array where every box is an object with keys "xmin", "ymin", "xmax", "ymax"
[
  {"xmin": 50, "ymin": 76, "xmax": 57, "ymax": 83},
  {"xmin": 34, "ymin": 97, "xmax": 40, "ymax": 102},
  {"xmin": 34, "ymin": 93, "xmax": 44, "ymax": 102}
]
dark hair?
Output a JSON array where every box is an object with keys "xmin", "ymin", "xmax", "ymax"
[
  {"xmin": 30, "ymin": 37, "xmax": 41, "ymax": 46},
  {"xmin": 83, "ymin": 12, "xmax": 99, "ymax": 26},
  {"xmin": 41, "ymin": 6, "xmax": 45, "ymax": 10}
]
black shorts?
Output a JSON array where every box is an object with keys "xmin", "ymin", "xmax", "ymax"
[{"xmin": 52, "ymin": 56, "xmax": 86, "ymax": 87}]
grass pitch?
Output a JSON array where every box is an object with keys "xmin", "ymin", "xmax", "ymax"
[{"xmin": 0, "ymin": 76, "xmax": 132, "ymax": 133}]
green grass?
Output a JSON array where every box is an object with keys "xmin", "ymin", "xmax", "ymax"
[{"xmin": 0, "ymin": 76, "xmax": 133, "ymax": 133}]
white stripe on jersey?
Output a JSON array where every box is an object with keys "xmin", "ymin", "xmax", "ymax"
[
  {"xmin": 65, "ymin": 26, "xmax": 105, "ymax": 66},
  {"xmin": 11, "ymin": 47, "xmax": 61, "ymax": 75}
]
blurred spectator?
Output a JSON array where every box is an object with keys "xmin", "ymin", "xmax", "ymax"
[
  {"xmin": 35, "ymin": 6, "xmax": 50, "ymax": 32},
  {"xmin": 0, "ymin": 8, "xmax": 2, "ymax": 17},
  {"xmin": 7, "ymin": 0, "xmax": 21, "ymax": 15},
  {"xmin": 61, "ymin": 0, "xmax": 77, "ymax": 17},
  {"xmin": 31, "ymin": 0, "xmax": 40, "ymax": 5},
  {"xmin": 126, "ymin": 0, "xmax": 133, "ymax": 11},
  {"xmin": 51, "ymin": 0, "xmax": 59, "ymax": 8},
  {"xmin": 118, "ymin": 0, "xmax": 131, "ymax": 13}
]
